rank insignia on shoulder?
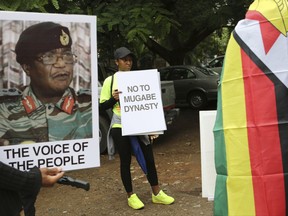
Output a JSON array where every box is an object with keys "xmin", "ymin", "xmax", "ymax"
[
  {"xmin": 0, "ymin": 88, "xmax": 22, "ymax": 97},
  {"xmin": 77, "ymin": 89, "xmax": 91, "ymax": 96},
  {"xmin": 0, "ymin": 88, "xmax": 22, "ymax": 102}
]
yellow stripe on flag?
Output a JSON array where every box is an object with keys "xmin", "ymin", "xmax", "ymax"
[
  {"xmin": 221, "ymin": 35, "xmax": 255, "ymax": 215},
  {"xmin": 227, "ymin": 176, "xmax": 256, "ymax": 215}
]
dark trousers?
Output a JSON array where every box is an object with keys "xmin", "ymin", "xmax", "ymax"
[{"xmin": 111, "ymin": 128, "xmax": 159, "ymax": 193}]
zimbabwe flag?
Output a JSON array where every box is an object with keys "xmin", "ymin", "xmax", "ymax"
[{"xmin": 213, "ymin": 1, "xmax": 288, "ymax": 215}]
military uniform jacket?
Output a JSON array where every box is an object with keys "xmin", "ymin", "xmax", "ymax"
[{"xmin": 0, "ymin": 86, "xmax": 92, "ymax": 144}]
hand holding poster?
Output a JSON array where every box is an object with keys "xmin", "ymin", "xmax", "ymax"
[{"xmin": 117, "ymin": 69, "xmax": 167, "ymax": 136}]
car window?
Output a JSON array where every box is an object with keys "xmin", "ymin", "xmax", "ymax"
[
  {"xmin": 159, "ymin": 69, "xmax": 169, "ymax": 80},
  {"xmin": 208, "ymin": 57, "xmax": 224, "ymax": 67},
  {"xmin": 168, "ymin": 69, "xmax": 188, "ymax": 80},
  {"xmin": 187, "ymin": 70, "xmax": 196, "ymax": 79},
  {"xmin": 196, "ymin": 66, "xmax": 218, "ymax": 76}
]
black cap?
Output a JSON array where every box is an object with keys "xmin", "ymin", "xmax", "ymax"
[
  {"xmin": 114, "ymin": 47, "xmax": 133, "ymax": 59},
  {"xmin": 15, "ymin": 22, "xmax": 72, "ymax": 64}
]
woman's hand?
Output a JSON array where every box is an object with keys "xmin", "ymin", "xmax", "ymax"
[
  {"xmin": 112, "ymin": 89, "xmax": 122, "ymax": 101},
  {"xmin": 149, "ymin": 134, "xmax": 159, "ymax": 143}
]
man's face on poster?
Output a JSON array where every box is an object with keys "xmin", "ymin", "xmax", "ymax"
[{"xmin": 25, "ymin": 48, "xmax": 75, "ymax": 97}]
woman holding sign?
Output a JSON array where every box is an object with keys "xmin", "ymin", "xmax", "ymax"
[{"xmin": 100, "ymin": 47, "xmax": 174, "ymax": 210}]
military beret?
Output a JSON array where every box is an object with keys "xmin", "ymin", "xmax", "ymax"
[{"xmin": 15, "ymin": 22, "xmax": 72, "ymax": 64}]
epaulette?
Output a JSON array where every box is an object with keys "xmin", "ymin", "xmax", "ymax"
[
  {"xmin": 0, "ymin": 88, "xmax": 22, "ymax": 102},
  {"xmin": 77, "ymin": 89, "xmax": 91, "ymax": 96}
]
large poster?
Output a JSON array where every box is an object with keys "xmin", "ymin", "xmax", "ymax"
[
  {"xmin": 214, "ymin": 1, "xmax": 288, "ymax": 215},
  {"xmin": 0, "ymin": 11, "xmax": 99, "ymax": 171}
]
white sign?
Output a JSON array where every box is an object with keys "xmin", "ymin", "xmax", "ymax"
[
  {"xmin": 199, "ymin": 110, "xmax": 217, "ymax": 201},
  {"xmin": 117, "ymin": 69, "xmax": 167, "ymax": 136},
  {"xmin": 0, "ymin": 139, "xmax": 96, "ymax": 171},
  {"xmin": 0, "ymin": 11, "xmax": 99, "ymax": 171}
]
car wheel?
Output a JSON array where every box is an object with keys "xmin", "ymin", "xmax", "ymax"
[
  {"xmin": 188, "ymin": 91, "xmax": 207, "ymax": 109},
  {"xmin": 99, "ymin": 115, "xmax": 110, "ymax": 154}
]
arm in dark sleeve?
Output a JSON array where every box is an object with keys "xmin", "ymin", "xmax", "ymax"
[
  {"xmin": 100, "ymin": 97, "xmax": 117, "ymax": 111},
  {"xmin": 0, "ymin": 162, "xmax": 41, "ymax": 192},
  {"xmin": 0, "ymin": 162, "xmax": 42, "ymax": 216},
  {"xmin": 99, "ymin": 76, "xmax": 118, "ymax": 111}
]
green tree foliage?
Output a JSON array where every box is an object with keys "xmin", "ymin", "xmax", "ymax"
[
  {"xmin": 42, "ymin": 0, "xmax": 180, "ymax": 64},
  {"xmin": 91, "ymin": 0, "xmax": 252, "ymax": 65},
  {"xmin": 0, "ymin": 0, "xmax": 253, "ymax": 65},
  {"xmin": 148, "ymin": 0, "xmax": 253, "ymax": 65},
  {"xmin": 0, "ymin": 0, "xmax": 58, "ymax": 12},
  {"xmin": 95, "ymin": 0, "xmax": 180, "ymax": 64}
]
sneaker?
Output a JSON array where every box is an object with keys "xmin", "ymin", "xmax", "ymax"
[
  {"xmin": 152, "ymin": 190, "xmax": 175, "ymax": 205},
  {"xmin": 128, "ymin": 194, "xmax": 144, "ymax": 210}
]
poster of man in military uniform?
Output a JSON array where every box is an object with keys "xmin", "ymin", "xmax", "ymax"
[{"xmin": 0, "ymin": 11, "xmax": 99, "ymax": 171}]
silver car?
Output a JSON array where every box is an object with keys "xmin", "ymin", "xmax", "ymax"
[
  {"xmin": 206, "ymin": 55, "xmax": 224, "ymax": 74},
  {"xmin": 158, "ymin": 65, "xmax": 219, "ymax": 109}
]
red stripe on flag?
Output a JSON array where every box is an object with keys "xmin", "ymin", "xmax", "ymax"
[
  {"xmin": 242, "ymin": 50, "xmax": 285, "ymax": 215},
  {"xmin": 246, "ymin": 11, "xmax": 281, "ymax": 54}
]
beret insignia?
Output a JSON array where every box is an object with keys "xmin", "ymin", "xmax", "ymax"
[{"xmin": 60, "ymin": 30, "xmax": 70, "ymax": 46}]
